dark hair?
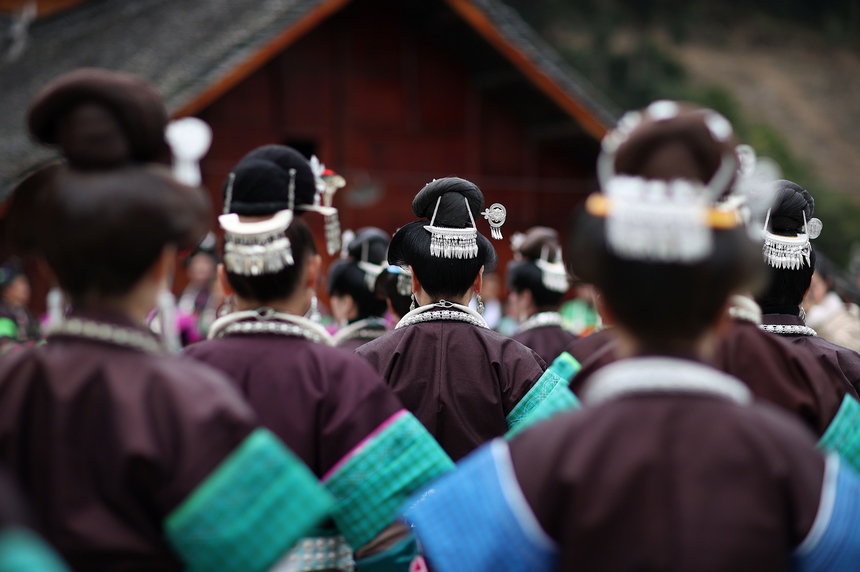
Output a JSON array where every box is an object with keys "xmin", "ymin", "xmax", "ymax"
[
  {"xmin": 569, "ymin": 211, "xmax": 761, "ymax": 346},
  {"xmin": 28, "ymin": 68, "xmax": 171, "ymax": 169},
  {"xmin": 388, "ymin": 177, "xmax": 498, "ymax": 299},
  {"xmin": 755, "ymin": 181, "xmax": 816, "ymax": 309},
  {"xmin": 507, "ymin": 261, "xmax": 565, "ymax": 309},
  {"xmin": 328, "ymin": 260, "xmax": 388, "ymax": 320},
  {"xmin": 24, "ymin": 166, "xmax": 209, "ymax": 300},
  {"xmin": 225, "ymin": 218, "xmax": 317, "ymax": 303},
  {"xmin": 223, "ymin": 145, "xmax": 317, "ymax": 215},
  {"xmin": 567, "ymin": 102, "xmax": 757, "ymax": 348},
  {"xmin": 375, "ymin": 269, "xmax": 412, "ymax": 319}
]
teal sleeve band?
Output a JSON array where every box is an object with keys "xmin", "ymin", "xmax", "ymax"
[
  {"xmin": 0, "ymin": 318, "xmax": 18, "ymax": 340},
  {"xmin": 165, "ymin": 428, "xmax": 334, "ymax": 572},
  {"xmin": 506, "ymin": 352, "xmax": 581, "ymax": 433},
  {"xmin": 0, "ymin": 528, "xmax": 69, "ymax": 572},
  {"xmin": 354, "ymin": 533, "xmax": 422, "ymax": 572},
  {"xmin": 324, "ymin": 411, "xmax": 455, "ymax": 549},
  {"xmin": 818, "ymin": 395, "xmax": 860, "ymax": 473}
]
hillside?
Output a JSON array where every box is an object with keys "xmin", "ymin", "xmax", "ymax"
[{"xmin": 676, "ymin": 37, "xmax": 860, "ymax": 198}]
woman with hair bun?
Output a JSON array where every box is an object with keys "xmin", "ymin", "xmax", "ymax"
[
  {"xmin": 403, "ymin": 102, "xmax": 860, "ymax": 571},
  {"xmin": 0, "ymin": 69, "xmax": 332, "ymax": 572},
  {"xmin": 507, "ymin": 226, "xmax": 577, "ymax": 363},
  {"xmin": 184, "ymin": 145, "xmax": 453, "ymax": 572},
  {"xmin": 756, "ymin": 181, "xmax": 860, "ymax": 398},
  {"xmin": 355, "ymin": 177, "xmax": 546, "ymax": 461},
  {"xmin": 327, "ymin": 227, "xmax": 391, "ymax": 351}
]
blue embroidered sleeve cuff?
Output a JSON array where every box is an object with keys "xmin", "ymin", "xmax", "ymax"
[
  {"xmin": 403, "ymin": 439, "xmax": 557, "ymax": 572},
  {"xmin": 793, "ymin": 455, "xmax": 860, "ymax": 571}
]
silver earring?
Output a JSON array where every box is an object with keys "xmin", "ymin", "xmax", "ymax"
[
  {"xmin": 306, "ymin": 294, "xmax": 322, "ymax": 323},
  {"xmin": 476, "ymin": 294, "xmax": 484, "ymax": 315},
  {"xmin": 410, "ymin": 294, "xmax": 417, "ymax": 312}
]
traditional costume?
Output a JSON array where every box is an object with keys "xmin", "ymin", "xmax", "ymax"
[
  {"xmin": 756, "ymin": 183, "xmax": 860, "ymax": 399},
  {"xmin": 404, "ymin": 102, "xmax": 860, "ymax": 571},
  {"xmin": 328, "ymin": 228, "xmax": 390, "ymax": 351},
  {"xmin": 0, "ymin": 69, "xmax": 332, "ymax": 572},
  {"xmin": 355, "ymin": 177, "xmax": 546, "ymax": 461},
  {"xmin": 184, "ymin": 146, "xmax": 452, "ymax": 571},
  {"xmin": 507, "ymin": 227, "xmax": 577, "ymax": 363}
]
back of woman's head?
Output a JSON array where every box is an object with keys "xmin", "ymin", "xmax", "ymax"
[
  {"xmin": 224, "ymin": 218, "xmax": 317, "ymax": 303},
  {"xmin": 8, "ymin": 69, "xmax": 207, "ymax": 300},
  {"xmin": 220, "ymin": 145, "xmax": 320, "ymax": 303},
  {"xmin": 508, "ymin": 226, "xmax": 568, "ymax": 309},
  {"xmin": 756, "ymin": 180, "xmax": 817, "ymax": 308},
  {"xmin": 35, "ymin": 166, "xmax": 210, "ymax": 299},
  {"xmin": 388, "ymin": 177, "xmax": 498, "ymax": 299},
  {"xmin": 570, "ymin": 101, "xmax": 761, "ymax": 346}
]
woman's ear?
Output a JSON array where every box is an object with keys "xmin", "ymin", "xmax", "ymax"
[
  {"xmin": 410, "ymin": 266, "xmax": 422, "ymax": 297},
  {"xmin": 150, "ymin": 245, "xmax": 177, "ymax": 288},
  {"xmin": 305, "ymin": 254, "xmax": 322, "ymax": 290},
  {"xmin": 217, "ymin": 263, "xmax": 234, "ymax": 297},
  {"xmin": 472, "ymin": 265, "xmax": 485, "ymax": 295}
]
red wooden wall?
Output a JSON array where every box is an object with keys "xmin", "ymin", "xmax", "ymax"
[{"xmin": 197, "ymin": 0, "xmax": 597, "ymax": 300}]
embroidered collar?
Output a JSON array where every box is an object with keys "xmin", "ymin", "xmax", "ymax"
[
  {"xmin": 333, "ymin": 318, "xmax": 387, "ymax": 344},
  {"xmin": 46, "ymin": 317, "xmax": 164, "ymax": 353},
  {"xmin": 582, "ymin": 357, "xmax": 752, "ymax": 406},
  {"xmin": 515, "ymin": 311, "xmax": 564, "ymax": 334},
  {"xmin": 208, "ymin": 307, "xmax": 334, "ymax": 346},
  {"xmin": 727, "ymin": 294, "xmax": 761, "ymax": 324},
  {"xmin": 758, "ymin": 324, "xmax": 818, "ymax": 337},
  {"xmin": 759, "ymin": 313, "xmax": 817, "ymax": 337},
  {"xmin": 395, "ymin": 300, "xmax": 488, "ymax": 330}
]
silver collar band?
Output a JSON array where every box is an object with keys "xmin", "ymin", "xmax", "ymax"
[
  {"xmin": 208, "ymin": 307, "xmax": 334, "ymax": 346},
  {"xmin": 46, "ymin": 318, "xmax": 164, "ymax": 353},
  {"xmin": 515, "ymin": 311, "xmax": 564, "ymax": 334},
  {"xmin": 395, "ymin": 299, "xmax": 488, "ymax": 329},
  {"xmin": 758, "ymin": 323, "xmax": 817, "ymax": 337},
  {"xmin": 333, "ymin": 318, "xmax": 387, "ymax": 344},
  {"xmin": 582, "ymin": 357, "xmax": 752, "ymax": 406}
]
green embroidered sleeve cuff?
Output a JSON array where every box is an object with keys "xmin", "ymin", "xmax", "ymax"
[
  {"xmin": 0, "ymin": 528, "xmax": 69, "ymax": 572},
  {"xmin": 0, "ymin": 318, "xmax": 18, "ymax": 339},
  {"xmin": 819, "ymin": 395, "xmax": 860, "ymax": 473},
  {"xmin": 506, "ymin": 352, "xmax": 581, "ymax": 431},
  {"xmin": 323, "ymin": 410, "xmax": 454, "ymax": 549},
  {"xmin": 165, "ymin": 428, "xmax": 333, "ymax": 572}
]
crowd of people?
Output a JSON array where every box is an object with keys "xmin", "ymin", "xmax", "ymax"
[{"xmin": 0, "ymin": 68, "xmax": 859, "ymax": 571}]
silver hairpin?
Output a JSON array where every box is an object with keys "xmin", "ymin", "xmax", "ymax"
[{"xmin": 223, "ymin": 172, "xmax": 236, "ymax": 214}]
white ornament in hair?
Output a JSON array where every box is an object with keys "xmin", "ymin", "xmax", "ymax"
[
  {"xmin": 300, "ymin": 155, "xmax": 345, "ymax": 255},
  {"xmin": 535, "ymin": 245, "xmax": 569, "ymax": 293},
  {"xmin": 596, "ymin": 101, "xmax": 737, "ymax": 263},
  {"xmin": 424, "ymin": 196, "xmax": 480, "ymax": 259},
  {"xmin": 220, "ymin": 209, "xmax": 295, "ymax": 276},
  {"xmin": 481, "ymin": 203, "xmax": 506, "ymax": 240},
  {"xmin": 761, "ymin": 209, "xmax": 822, "ymax": 270}
]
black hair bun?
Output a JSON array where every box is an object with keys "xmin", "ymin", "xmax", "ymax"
[
  {"xmin": 347, "ymin": 227, "xmax": 390, "ymax": 263},
  {"xmin": 769, "ymin": 180, "xmax": 814, "ymax": 235},
  {"xmin": 411, "ymin": 177, "xmax": 485, "ymax": 227},
  {"xmin": 223, "ymin": 145, "xmax": 317, "ymax": 216},
  {"xmin": 516, "ymin": 227, "xmax": 561, "ymax": 262},
  {"xmin": 28, "ymin": 68, "xmax": 170, "ymax": 169}
]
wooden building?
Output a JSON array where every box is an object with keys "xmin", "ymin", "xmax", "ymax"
[{"xmin": 0, "ymin": 0, "xmax": 617, "ymax": 309}]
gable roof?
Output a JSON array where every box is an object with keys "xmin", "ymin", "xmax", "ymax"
[{"xmin": 0, "ymin": 0, "xmax": 618, "ymax": 198}]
